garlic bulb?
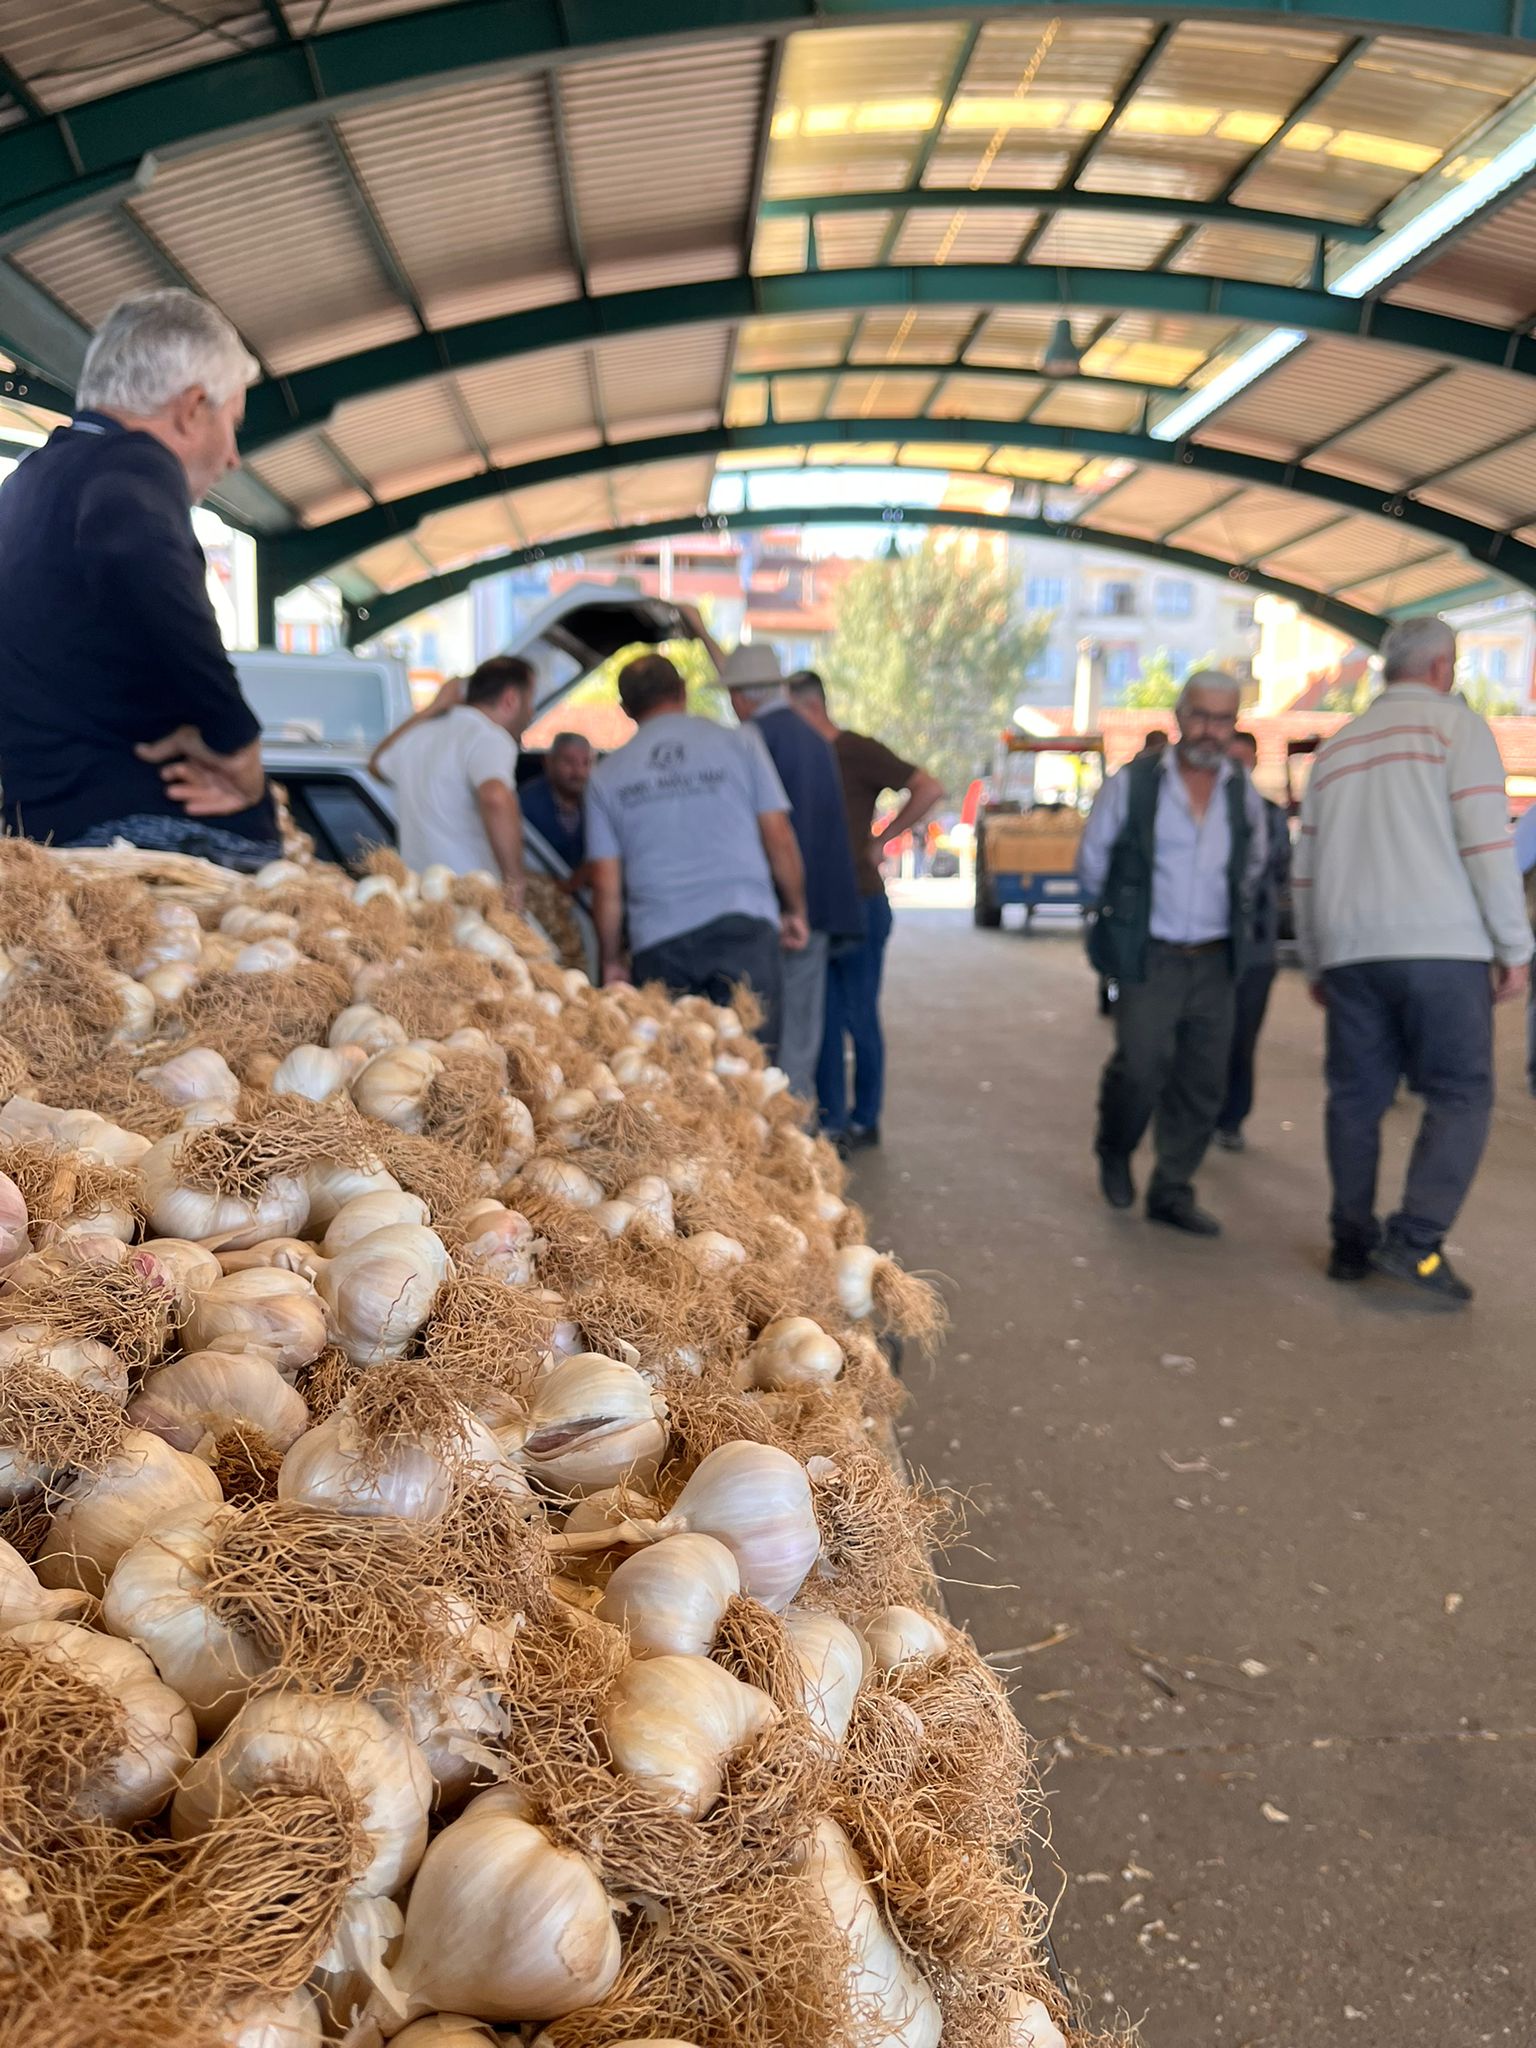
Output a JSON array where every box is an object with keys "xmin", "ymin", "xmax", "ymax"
[
  {"xmin": 128, "ymin": 1351, "xmax": 310, "ymax": 1459},
  {"xmin": 862, "ymin": 1605, "xmax": 948, "ymax": 1673},
  {"xmin": 217, "ymin": 1236, "xmax": 324, "ymax": 1280},
  {"xmin": 515, "ymin": 1354, "xmax": 668, "ymax": 1497},
  {"xmin": 322, "ymin": 1188, "xmax": 430, "ymax": 1255},
  {"xmin": 783, "ymin": 1609, "xmax": 868, "ymax": 1748},
  {"xmin": 134, "ymin": 899, "xmax": 203, "ymax": 973},
  {"xmin": 742, "ymin": 1315, "xmax": 843, "ymax": 1392},
  {"xmin": 655, "ymin": 1442, "xmax": 820, "ymax": 1612},
  {"xmin": 590, "ymin": 1200, "xmax": 637, "ymax": 1240},
  {"xmin": 278, "ymin": 1402, "xmax": 518, "ymax": 1523},
  {"xmin": 0, "ymin": 1322, "xmax": 128, "ymax": 1402},
  {"xmin": 418, "ymin": 862, "xmax": 456, "ymax": 903},
  {"xmin": 517, "ymin": 1156, "xmax": 604, "ymax": 1210},
  {"xmin": 183, "ymin": 1268, "xmax": 327, "ymax": 1376},
  {"xmin": 799, "ymin": 1819, "xmax": 941, "ymax": 2048},
  {"xmin": 142, "ymin": 960, "xmax": 201, "ymax": 1004},
  {"xmin": 1003, "ymin": 1994, "xmax": 1068, "ymax": 2048},
  {"xmin": 0, "ymin": 1533, "xmax": 88, "ymax": 1626},
  {"xmin": 835, "ymin": 1244, "xmax": 894, "ymax": 1322},
  {"xmin": 136, "ymin": 1048, "xmax": 240, "ymax": 1110},
  {"xmin": 596, "ymin": 1534, "xmax": 739, "ymax": 1658},
  {"xmin": 351, "ymin": 1046, "xmax": 443, "ymax": 1133},
  {"xmin": 383, "ymin": 1784, "xmax": 621, "ymax": 2023},
  {"xmin": 455, "ymin": 1200, "xmax": 538, "ymax": 1285},
  {"xmin": 220, "ymin": 1991, "xmax": 323, "ymax": 2048},
  {"xmin": 396, "ymin": 1661, "xmax": 511, "ymax": 1807},
  {"xmin": 354, "ymin": 874, "xmax": 406, "ymax": 909},
  {"xmin": 109, "ymin": 969, "xmax": 157, "ymax": 1044},
  {"xmin": 102, "ymin": 1507, "xmax": 273, "ymax": 1738},
  {"xmin": 330, "ymin": 1004, "xmax": 408, "ymax": 1056},
  {"xmin": 232, "ymin": 937, "xmax": 302, "ymax": 975},
  {"xmin": 138, "ymin": 1134, "xmax": 309, "ymax": 1248},
  {"xmin": 9, "ymin": 1618, "xmax": 195, "ymax": 1824},
  {"xmin": 309, "ymin": 1891, "xmax": 404, "ymax": 2036},
  {"xmin": 610, "ymin": 1047, "xmax": 666, "ymax": 1088},
  {"xmin": 390, "ymin": 2022, "xmax": 499, "ymax": 2048},
  {"xmin": 270, "ymin": 1044, "xmax": 350, "ymax": 1102},
  {"xmin": 547, "ymin": 1086, "xmax": 598, "ymax": 1126},
  {"xmin": 317, "ymin": 1223, "xmax": 451, "ymax": 1365},
  {"xmin": 173, "ymin": 1692, "xmax": 432, "ymax": 1897},
  {"xmin": 677, "ymin": 1229, "xmax": 746, "ymax": 1276},
  {"xmin": 0, "ymin": 1169, "xmax": 30, "ymax": 1267},
  {"xmin": 304, "ymin": 1158, "xmax": 401, "ymax": 1229},
  {"xmin": 618, "ymin": 1176, "xmax": 674, "ymax": 1234},
  {"xmin": 601, "ymin": 1654, "xmax": 776, "ymax": 1818},
  {"xmin": 140, "ymin": 1236, "xmax": 224, "ymax": 1310},
  {"xmin": 35, "ymin": 1430, "xmax": 224, "ymax": 1598},
  {"xmin": 252, "ymin": 858, "xmax": 308, "ymax": 891},
  {"xmin": 495, "ymin": 1095, "xmax": 537, "ymax": 1179}
]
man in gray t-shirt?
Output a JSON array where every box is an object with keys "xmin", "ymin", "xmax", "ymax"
[{"xmin": 586, "ymin": 654, "xmax": 808, "ymax": 1053}]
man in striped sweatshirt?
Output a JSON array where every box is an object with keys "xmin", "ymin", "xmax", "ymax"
[{"xmin": 1293, "ymin": 617, "xmax": 1531, "ymax": 1303}]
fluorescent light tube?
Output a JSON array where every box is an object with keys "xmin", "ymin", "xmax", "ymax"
[
  {"xmin": 1331, "ymin": 124, "xmax": 1536, "ymax": 300},
  {"xmin": 1148, "ymin": 328, "xmax": 1306, "ymax": 442}
]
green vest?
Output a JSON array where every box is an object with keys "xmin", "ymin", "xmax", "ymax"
[{"xmin": 1087, "ymin": 752, "xmax": 1250, "ymax": 986}]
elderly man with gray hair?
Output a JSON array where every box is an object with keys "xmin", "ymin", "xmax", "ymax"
[
  {"xmin": 0, "ymin": 288, "xmax": 279, "ymax": 867},
  {"xmin": 1078, "ymin": 671, "xmax": 1268, "ymax": 1234},
  {"xmin": 1293, "ymin": 617, "xmax": 1531, "ymax": 1303}
]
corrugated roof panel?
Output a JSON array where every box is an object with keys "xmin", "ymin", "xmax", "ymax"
[
  {"xmin": 326, "ymin": 380, "xmax": 474, "ymax": 499},
  {"xmin": 1028, "ymin": 211, "xmax": 1181, "ymax": 270},
  {"xmin": 1080, "ymin": 314, "xmax": 1234, "ymax": 386},
  {"xmin": 767, "ymin": 22, "xmax": 971, "ymax": 198},
  {"xmin": 507, "ymin": 477, "xmax": 615, "ymax": 549},
  {"xmin": 895, "ymin": 439, "xmax": 992, "ymax": 470},
  {"xmin": 243, "ymin": 437, "xmax": 364, "ymax": 523},
  {"xmin": 928, "ymin": 371, "xmax": 1044, "ymax": 421},
  {"xmin": 752, "ymin": 217, "xmax": 810, "ymax": 276},
  {"xmin": 1165, "ymin": 221, "xmax": 1316, "ymax": 287},
  {"xmin": 1338, "ymin": 551, "xmax": 1485, "ymax": 612},
  {"xmin": 1314, "ymin": 367, "xmax": 1536, "ymax": 493},
  {"xmin": 612, "ymin": 456, "xmax": 716, "ymax": 527},
  {"xmin": 828, "ymin": 371, "xmax": 941, "ymax": 418},
  {"xmin": 563, "ymin": 41, "xmax": 768, "ymax": 295},
  {"xmin": 738, "ymin": 315, "xmax": 855, "ymax": 371},
  {"xmin": 1386, "ymin": 185, "xmax": 1536, "ymax": 328},
  {"xmin": 131, "ymin": 128, "xmax": 415, "ymax": 373},
  {"xmin": 1170, "ymin": 487, "xmax": 1340, "ymax": 562},
  {"xmin": 1079, "ymin": 22, "xmax": 1344, "ymax": 203},
  {"xmin": 804, "ymin": 440, "xmax": 899, "ymax": 466},
  {"xmin": 813, "ymin": 214, "xmax": 894, "ymax": 270},
  {"xmin": 1262, "ymin": 516, "xmax": 1440, "ymax": 588},
  {"xmin": 967, "ymin": 309, "xmax": 1097, "ymax": 373},
  {"xmin": 926, "ymin": 15, "xmax": 1155, "ymax": 193},
  {"xmin": 371, "ymin": 451, "xmax": 483, "ymax": 505},
  {"xmin": 2, "ymin": 0, "xmax": 272, "ymax": 112},
  {"xmin": 349, "ymin": 537, "xmax": 428, "ymax": 593},
  {"xmin": 284, "ymin": 0, "xmax": 456, "ymax": 33},
  {"xmin": 413, "ymin": 498, "xmax": 519, "ymax": 570},
  {"xmin": 1029, "ymin": 381, "xmax": 1145, "ymax": 431},
  {"xmin": 1077, "ymin": 466, "xmax": 1234, "ymax": 537},
  {"xmin": 597, "ymin": 328, "xmax": 731, "ymax": 440},
  {"xmin": 986, "ymin": 447, "xmax": 1093, "ymax": 483},
  {"xmin": 771, "ymin": 374, "xmax": 834, "ymax": 423},
  {"xmin": 1197, "ymin": 337, "xmax": 1430, "ymax": 462},
  {"xmin": 1417, "ymin": 435, "xmax": 1536, "ymax": 530},
  {"xmin": 889, "ymin": 205, "xmax": 1037, "ymax": 266},
  {"xmin": 340, "ymin": 80, "xmax": 578, "ymax": 327},
  {"xmin": 726, "ymin": 380, "xmax": 770, "ymax": 429},
  {"xmin": 457, "ymin": 351, "xmax": 599, "ymax": 468},
  {"xmin": 13, "ymin": 212, "xmax": 167, "ymax": 327},
  {"xmin": 851, "ymin": 308, "xmax": 980, "ymax": 363}
]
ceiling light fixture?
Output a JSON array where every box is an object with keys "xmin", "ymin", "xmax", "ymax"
[
  {"xmin": 1042, "ymin": 318, "xmax": 1083, "ymax": 377},
  {"xmin": 1329, "ymin": 120, "xmax": 1536, "ymax": 299},
  {"xmin": 1147, "ymin": 326, "xmax": 1306, "ymax": 442}
]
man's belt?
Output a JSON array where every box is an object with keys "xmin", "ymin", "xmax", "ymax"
[{"xmin": 1149, "ymin": 936, "xmax": 1227, "ymax": 957}]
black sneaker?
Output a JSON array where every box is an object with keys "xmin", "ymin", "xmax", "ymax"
[
  {"xmin": 1214, "ymin": 1128, "xmax": 1246, "ymax": 1153},
  {"xmin": 844, "ymin": 1123, "xmax": 880, "ymax": 1151},
  {"xmin": 1370, "ymin": 1236, "xmax": 1473, "ymax": 1305},
  {"xmin": 1327, "ymin": 1244, "xmax": 1373, "ymax": 1283},
  {"xmin": 1147, "ymin": 1197, "xmax": 1221, "ymax": 1237},
  {"xmin": 1097, "ymin": 1152, "xmax": 1135, "ymax": 1210}
]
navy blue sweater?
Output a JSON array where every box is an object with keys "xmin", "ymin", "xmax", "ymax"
[{"xmin": 0, "ymin": 413, "xmax": 275, "ymax": 846}]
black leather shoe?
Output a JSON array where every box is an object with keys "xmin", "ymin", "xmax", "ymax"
[
  {"xmin": 844, "ymin": 1124, "xmax": 880, "ymax": 1151},
  {"xmin": 1370, "ymin": 1234, "xmax": 1472, "ymax": 1305},
  {"xmin": 1214, "ymin": 1127, "xmax": 1245, "ymax": 1153},
  {"xmin": 1097, "ymin": 1153, "xmax": 1135, "ymax": 1210},
  {"xmin": 1327, "ymin": 1243, "xmax": 1373, "ymax": 1283},
  {"xmin": 1147, "ymin": 1198, "xmax": 1221, "ymax": 1237}
]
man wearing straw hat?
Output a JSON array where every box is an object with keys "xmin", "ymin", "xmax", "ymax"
[{"xmin": 0, "ymin": 290, "xmax": 280, "ymax": 871}]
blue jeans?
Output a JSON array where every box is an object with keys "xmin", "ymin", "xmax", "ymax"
[
  {"xmin": 816, "ymin": 892, "xmax": 894, "ymax": 1132},
  {"xmin": 1323, "ymin": 959, "xmax": 1494, "ymax": 1254}
]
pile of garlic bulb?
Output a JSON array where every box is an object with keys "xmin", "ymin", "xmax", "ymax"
[{"xmin": 0, "ymin": 840, "xmax": 1097, "ymax": 2048}]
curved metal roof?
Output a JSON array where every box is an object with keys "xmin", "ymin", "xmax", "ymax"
[{"xmin": 7, "ymin": 4, "xmax": 1536, "ymax": 641}]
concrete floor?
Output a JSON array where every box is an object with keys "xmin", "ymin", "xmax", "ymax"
[{"xmin": 852, "ymin": 883, "xmax": 1536, "ymax": 2048}]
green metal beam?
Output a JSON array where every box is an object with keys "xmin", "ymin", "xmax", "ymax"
[
  {"xmin": 239, "ymin": 266, "xmax": 1536, "ymax": 459},
  {"xmin": 5, "ymin": 2, "xmax": 1536, "ymax": 254},
  {"xmin": 759, "ymin": 187, "xmax": 1376, "ymax": 243},
  {"xmin": 337, "ymin": 504, "xmax": 1390, "ymax": 650}
]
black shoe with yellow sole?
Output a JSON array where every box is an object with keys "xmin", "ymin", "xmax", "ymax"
[{"xmin": 1369, "ymin": 1235, "xmax": 1473, "ymax": 1305}]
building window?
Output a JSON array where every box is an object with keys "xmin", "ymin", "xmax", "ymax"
[
  {"xmin": 1027, "ymin": 645, "xmax": 1067, "ymax": 687},
  {"xmin": 1105, "ymin": 645, "xmax": 1138, "ymax": 692},
  {"xmin": 1154, "ymin": 577, "xmax": 1192, "ymax": 618},
  {"xmin": 1026, "ymin": 576, "xmax": 1065, "ymax": 611},
  {"xmin": 1097, "ymin": 582, "xmax": 1136, "ymax": 618},
  {"xmin": 1233, "ymin": 604, "xmax": 1257, "ymax": 631},
  {"xmin": 1485, "ymin": 646, "xmax": 1508, "ymax": 684}
]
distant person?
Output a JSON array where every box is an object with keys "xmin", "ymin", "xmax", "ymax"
[
  {"xmin": 720, "ymin": 645, "xmax": 862, "ymax": 1107},
  {"xmin": 586, "ymin": 655, "xmax": 808, "ymax": 1053},
  {"xmin": 520, "ymin": 731, "xmax": 593, "ymax": 879},
  {"xmin": 0, "ymin": 289, "xmax": 281, "ymax": 869},
  {"xmin": 1517, "ymin": 801, "xmax": 1536, "ymax": 1098},
  {"xmin": 1293, "ymin": 619, "xmax": 1531, "ymax": 1301},
  {"xmin": 371, "ymin": 656, "xmax": 535, "ymax": 910},
  {"xmin": 788, "ymin": 672, "xmax": 943, "ymax": 1150},
  {"xmin": 1215, "ymin": 730, "xmax": 1291, "ymax": 1152},
  {"xmin": 1137, "ymin": 729, "xmax": 1171, "ymax": 758},
  {"xmin": 1078, "ymin": 673, "xmax": 1267, "ymax": 1235}
]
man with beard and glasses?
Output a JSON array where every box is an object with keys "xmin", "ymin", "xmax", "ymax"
[{"xmin": 1077, "ymin": 672, "xmax": 1268, "ymax": 1236}]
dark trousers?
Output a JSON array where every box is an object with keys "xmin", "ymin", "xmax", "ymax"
[
  {"xmin": 1323, "ymin": 959, "xmax": 1493, "ymax": 1255},
  {"xmin": 1097, "ymin": 940, "xmax": 1236, "ymax": 1206},
  {"xmin": 1219, "ymin": 962, "xmax": 1277, "ymax": 1135},
  {"xmin": 632, "ymin": 913, "xmax": 784, "ymax": 1059},
  {"xmin": 816, "ymin": 891, "xmax": 894, "ymax": 1131}
]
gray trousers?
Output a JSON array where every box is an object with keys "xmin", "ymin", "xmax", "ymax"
[
  {"xmin": 777, "ymin": 930, "xmax": 830, "ymax": 1107},
  {"xmin": 1097, "ymin": 940, "xmax": 1236, "ymax": 1206},
  {"xmin": 631, "ymin": 913, "xmax": 784, "ymax": 1058}
]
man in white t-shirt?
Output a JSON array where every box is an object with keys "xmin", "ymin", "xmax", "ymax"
[{"xmin": 371, "ymin": 655, "xmax": 535, "ymax": 907}]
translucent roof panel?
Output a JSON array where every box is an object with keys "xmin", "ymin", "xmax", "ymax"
[
  {"xmin": 12, "ymin": 213, "xmax": 167, "ymax": 329},
  {"xmin": 1196, "ymin": 337, "xmax": 1434, "ymax": 463},
  {"xmin": 766, "ymin": 23, "xmax": 972, "ymax": 197},
  {"xmin": 325, "ymin": 381, "xmax": 477, "ymax": 503},
  {"xmin": 595, "ymin": 328, "xmax": 732, "ymax": 442},
  {"xmin": 1167, "ymin": 488, "xmax": 1342, "ymax": 564},
  {"xmin": 455, "ymin": 352, "xmax": 602, "ymax": 470},
  {"xmin": 4, "ymin": 0, "xmax": 272, "ymax": 112},
  {"xmin": 1385, "ymin": 185, "xmax": 1536, "ymax": 328},
  {"xmin": 1077, "ymin": 468, "xmax": 1236, "ymax": 539},
  {"xmin": 1313, "ymin": 367, "xmax": 1536, "ymax": 493}
]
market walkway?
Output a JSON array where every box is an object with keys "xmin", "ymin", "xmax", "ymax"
[{"xmin": 854, "ymin": 883, "xmax": 1535, "ymax": 2048}]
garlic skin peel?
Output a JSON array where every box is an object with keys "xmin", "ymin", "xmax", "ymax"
[
  {"xmin": 129, "ymin": 1350, "xmax": 310, "ymax": 1459},
  {"xmin": 219, "ymin": 1989, "xmax": 322, "ymax": 2048},
  {"xmin": 322, "ymin": 1189, "xmax": 431, "ymax": 1255},
  {"xmin": 0, "ymin": 1533, "xmax": 89, "ymax": 1627},
  {"xmin": 183, "ymin": 1268, "xmax": 328, "ymax": 1374},
  {"xmin": 601, "ymin": 1654, "xmax": 777, "ymax": 1819},
  {"xmin": 102, "ymin": 1507, "xmax": 274, "ymax": 1738},
  {"xmin": 35, "ymin": 1430, "xmax": 224, "ymax": 1598},
  {"xmin": 172, "ymin": 1691, "xmax": 432, "ymax": 1897},
  {"xmin": 861, "ymin": 1604, "xmax": 948, "ymax": 1673},
  {"xmin": 596, "ymin": 1533, "xmax": 739, "ymax": 1658},
  {"xmin": 0, "ymin": 1168, "xmax": 28, "ymax": 1266},
  {"xmin": 516, "ymin": 1353, "xmax": 669, "ymax": 1497},
  {"xmin": 783, "ymin": 1608, "xmax": 868, "ymax": 1748},
  {"xmin": 8, "ymin": 1618, "xmax": 196, "ymax": 1825},
  {"xmin": 1003, "ymin": 1993, "xmax": 1068, "ymax": 2048},
  {"xmin": 308, "ymin": 1890, "xmax": 404, "ymax": 2036},
  {"xmin": 799, "ymin": 1818, "xmax": 941, "ymax": 2048},
  {"xmin": 742, "ymin": 1315, "xmax": 843, "ymax": 1392},
  {"xmin": 383, "ymin": 1783, "xmax": 621, "ymax": 2024}
]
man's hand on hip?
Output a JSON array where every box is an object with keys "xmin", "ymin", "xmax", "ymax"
[
  {"xmin": 1308, "ymin": 980, "xmax": 1328, "ymax": 1009},
  {"xmin": 1494, "ymin": 960, "xmax": 1530, "ymax": 1005},
  {"xmin": 780, "ymin": 911, "xmax": 810, "ymax": 952},
  {"xmin": 137, "ymin": 731, "xmax": 266, "ymax": 816}
]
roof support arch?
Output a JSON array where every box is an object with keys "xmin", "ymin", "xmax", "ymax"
[
  {"xmin": 263, "ymin": 416, "xmax": 1536, "ymax": 595},
  {"xmin": 330, "ymin": 505, "xmax": 1388, "ymax": 650}
]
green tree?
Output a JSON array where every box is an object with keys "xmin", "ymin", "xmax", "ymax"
[
  {"xmin": 818, "ymin": 534, "xmax": 1049, "ymax": 798},
  {"xmin": 1457, "ymin": 668, "xmax": 1519, "ymax": 717},
  {"xmin": 565, "ymin": 632, "xmax": 726, "ymax": 720},
  {"xmin": 1118, "ymin": 646, "xmax": 1217, "ymax": 709},
  {"xmin": 1319, "ymin": 673, "xmax": 1377, "ymax": 714}
]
